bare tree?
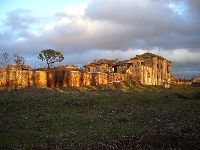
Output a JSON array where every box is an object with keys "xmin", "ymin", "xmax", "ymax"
[
  {"xmin": 13, "ymin": 53, "xmax": 25, "ymax": 68},
  {"xmin": 0, "ymin": 50, "xmax": 10, "ymax": 68}
]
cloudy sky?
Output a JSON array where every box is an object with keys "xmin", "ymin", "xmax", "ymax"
[{"xmin": 0, "ymin": 0, "xmax": 200, "ymax": 78}]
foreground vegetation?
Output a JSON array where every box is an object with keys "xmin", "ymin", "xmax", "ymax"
[{"xmin": 0, "ymin": 82, "xmax": 200, "ymax": 149}]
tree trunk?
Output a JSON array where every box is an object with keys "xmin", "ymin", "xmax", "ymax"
[
  {"xmin": 47, "ymin": 62, "xmax": 50, "ymax": 69},
  {"xmin": 46, "ymin": 60, "xmax": 50, "ymax": 69}
]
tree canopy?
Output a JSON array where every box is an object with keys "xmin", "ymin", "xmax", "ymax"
[{"xmin": 38, "ymin": 49, "xmax": 64, "ymax": 68}]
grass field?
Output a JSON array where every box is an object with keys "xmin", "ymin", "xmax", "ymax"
[{"xmin": 0, "ymin": 83, "xmax": 200, "ymax": 149}]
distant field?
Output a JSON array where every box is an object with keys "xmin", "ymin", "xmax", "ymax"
[{"xmin": 0, "ymin": 84, "xmax": 200, "ymax": 149}]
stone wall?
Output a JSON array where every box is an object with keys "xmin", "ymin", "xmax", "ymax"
[
  {"xmin": 0, "ymin": 69, "xmax": 7, "ymax": 88},
  {"xmin": 0, "ymin": 68, "xmax": 49, "ymax": 89},
  {"xmin": 68, "ymin": 71, "xmax": 81, "ymax": 87},
  {"xmin": 81, "ymin": 72, "xmax": 126, "ymax": 86},
  {"xmin": 0, "ymin": 68, "xmax": 128, "ymax": 89},
  {"xmin": 82, "ymin": 72, "xmax": 93, "ymax": 86},
  {"xmin": 108, "ymin": 73, "xmax": 126, "ymax": 83},
  {"xmin": 95, "ymin": 73, "xmax": 108, "ymax": 85}
]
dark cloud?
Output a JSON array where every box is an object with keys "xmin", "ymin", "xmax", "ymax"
[
  {"xmin": 85, "ymin": 0, "xmax": 200, "ymax": 50},
  {"xmin": 86, "ymin": 0, "xmax": 171, "ymax": 24},
  {"xmin": 9, "ymin": 9, "xmax": 36, "ymax": 29},
  {"xmin": 188, "ymin": 0, "xmax": 200, "ymax": 13},
  {"xmin": 5, "ymin": 9, "xmax": 38, "ymax": 31},
  {"xmin": 173, "ymin": 63, "xmax": 200, "ymax": 78}
]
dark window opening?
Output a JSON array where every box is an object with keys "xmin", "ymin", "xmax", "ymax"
[
  {"xmin": 147, "ymin": 73, "xmax": 150, "ymax": 78},
  {"xmin": 167, "ymin": 67, "xmax": 170, "ymax": 73},
  {"xmin": 114, "ymin": 67, "xmax": 117, "ymax": 73},
  {"xmin": 157, "ymin": 75, "xmax": 159, "ymax": 79},
  {"xmin": 127, "ymin": 63, "xmax": 132, "ymax": 67},
  {"xmin": 141, "ymin": 62, "xmax": 145, "ymax": 66},
  {"xmin": 157, "ymin": 64, "xmax": 159, "ymax": 68}
]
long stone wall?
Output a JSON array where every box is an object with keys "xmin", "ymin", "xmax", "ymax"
[{"xmin": 0, "ymin": 68, "xmax": 127, "ymax": 89}]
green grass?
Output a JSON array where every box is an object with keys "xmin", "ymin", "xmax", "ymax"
[{"xmin": 0, "ymin": 85, "xmax": 200, "ymax": 149}]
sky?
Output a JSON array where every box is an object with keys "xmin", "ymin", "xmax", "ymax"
[{"xmin": 0, "ymin": 0, "xmax": 200, "ymax": 78}]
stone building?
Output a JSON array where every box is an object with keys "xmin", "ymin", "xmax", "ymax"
[
  {"xmin": 126, "ymin": 52, "xmax": 172, "ymax": 86},
  {"xmin": 84, "ymin": 53, "xmax": 172, "ymax": 86},
  {"xmin": 84, "ymin": 59, "xmax": 127, "ymax": 83}
]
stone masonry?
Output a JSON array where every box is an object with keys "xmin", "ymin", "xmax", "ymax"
[{"xmin": 0, "ymin": 53, "xmax": 173, "ymax": 89}]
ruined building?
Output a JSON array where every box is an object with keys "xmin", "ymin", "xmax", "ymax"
[
  {"xmin": 127, "ymin": 53, "xmax": 172, "ymax": 86},
  {"xmin": 0, "ymin": 53, "xmax": 173, "ymax": 89},
  {"xmin": 84, "ymin": 52, "xmax": 172, "ymax": 87}
]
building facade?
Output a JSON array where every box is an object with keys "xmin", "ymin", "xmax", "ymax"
[{"xmin": 126, "ymin": 53, "xmax": 172, "ymax": 86}]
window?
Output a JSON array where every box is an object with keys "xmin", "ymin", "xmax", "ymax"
[
  {"xmin": 114, "ymin": 67, "xmax": 117, "ymax": 73},
  {"xmin": 147, "ymin": 73, "xmax": 150, "ymax": 78},
  {"xmin": 157, "ymin": 64, "xmax": 159, "ymax": 68},
  {"xmin": 167, "ymin": 67, "xmax": 170, "ymax": 73},
  {"xmin": 141, "ymin": 62, "xmax": 145, "ymax": 66},
  {"xmin": 109, "ymin": 67, "xmax": 114, "ymax": 72}
]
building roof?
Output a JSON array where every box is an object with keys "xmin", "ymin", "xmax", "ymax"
[
  {"xmin": 133, "ymin": 52, "xmax": 171, "ymax": 62},
  {"xmin": 85, "ymin": 59, "xmax": 118, "ymax": 66},
  {"xmin": 116, "ymin": 60, "xmax": 129, "ymax": 66},
  {"xmin": 59, "ymin": 65, "xmax": 80, "ymax": 70},
  {"xmin": 85, "ymin": 52, "xmax": 172, "ymax": 67}
]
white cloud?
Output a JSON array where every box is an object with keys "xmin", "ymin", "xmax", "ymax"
[
  {"xmin": 64, "ymin": 4, "xmax": 87, "ymax": 17},
  {"xmin": 16, "ymin": 37, "xmax": 26, "ymax": 42},
  {"xmin": 31, "ymin": 31, "xmax": 40, "ymax": 36},
  {"xmin": 44, "ymin": 24, "xmax": 54, "ymax": 31}
]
